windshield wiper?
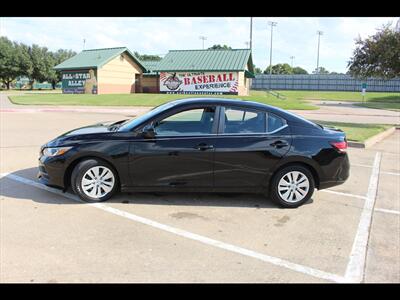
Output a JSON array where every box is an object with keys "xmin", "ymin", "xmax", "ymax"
[{"xmin": 108, "ymin": 119, "xmax": 129, "ymax": 131}]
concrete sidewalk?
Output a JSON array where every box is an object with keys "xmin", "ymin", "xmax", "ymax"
[
  {"xmin": 0, "ymin": 94, "xmax": 151, "ymax": 116},
  {"xmin": 291, "ymin": 100, "xmax": 400, "ymax": 125},
  {"xmin": 1, "ymin": 93, "xmax": 399, "ymax": 125}
]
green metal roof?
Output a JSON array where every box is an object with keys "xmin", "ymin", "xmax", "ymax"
[
  {"xmin": 140, "ymin": 60, "xmax": 160, "ymax": 71},
  {"xmin": 54, "ymin": 47, "xmax": 146, "ymax": 71},
  {"xmin": 154, "ymin": 49, "xmax": 254, "ymax": 73},
  {"xmin": 140, "ymin": 60, "xmax": 160, "ymax": 75}
]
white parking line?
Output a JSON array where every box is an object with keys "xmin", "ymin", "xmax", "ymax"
[
  {"xmin": 320, "ymin": 189, "xmax": 367, "ymax": 200},
  {"xmin": 344, "ymin": 152, "xmax": 382, "ymax": 283},
  {"xmin": 352, "ymin": 163, "xmax": 400, "ymax": 176},
  {"xmin": 0, "ymin": 172, "xmax": 348, "ymax": 283},
  {"xmin": 374, "ymin": 208, "xmax": 400, "ymax": 215}
]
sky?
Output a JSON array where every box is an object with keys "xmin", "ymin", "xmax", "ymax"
[{"xmin": 1, "ymin": 17, "xmax": 399, "ymax": 74}]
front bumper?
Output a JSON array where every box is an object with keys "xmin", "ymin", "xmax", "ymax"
[{"xmin": 37, "ymin": 154, "xmax": 67, "ymax": 189}]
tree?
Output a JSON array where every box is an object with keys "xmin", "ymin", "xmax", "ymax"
[
  {"xmin": 25, "ymin": 44, "xmax": 55, "ymax": 89},
  {"xmin": 134, "ymin": 51, "xmax": 162, "ymax": 61},
  {"xmin": 47, "ymin": 49, "xmax": 76, "ymax": 89},
  {"xmin": 0, "ymin": 37, "xmax": 21, "ymax": 89},
  {"xmin": 292, "ymin": 66, "xmax": 308, "ymax": 74},
  {"xmin": 207, "ymin": 44, "xmax": 232, "ymax": 50},
  {"xmin": 254, "ymin": 67, "xmax": 262, "ymax": 74},
  {"xmin": 264, "ymin": 63, "xmax": 293, "ymax": 75},
  {"xmin": 312, "ymin": 67, "xmax": 330, "ymax": 74},
  {"xmin": 347, "ymin": 24, "xmax": 400, "ymax": 79}
]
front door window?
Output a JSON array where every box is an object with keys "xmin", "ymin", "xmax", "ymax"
[{"xmin": 154, "ymin": 107, "xmax": 216, "ymax": 136}]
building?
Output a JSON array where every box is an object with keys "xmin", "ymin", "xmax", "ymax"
[
  {"xmin": 54, "ymin": 47, "xmax": 254, "ymax": 96},
  {"xmin": 54, "ymin": 47, "xmax": 146, "ymax": 94},
  {"xmin": 140, "ymin": 60, "xmax": 161, "ymax": 93},
  {"xmin": 154, "ymin": 49, "xmax": 254, "ymax": 96}
]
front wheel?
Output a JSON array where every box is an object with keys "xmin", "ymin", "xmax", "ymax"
[
  {"xmin": 71, "ymin": 159, "xmax": 118, "ymax": 202},
  {"xmin": 269, "ymin": 165, "xmax": 315, "ymax": 208}
]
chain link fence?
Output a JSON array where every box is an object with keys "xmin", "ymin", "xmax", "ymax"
[{"xmin": 251, "ymin": 74, "xmax": 400, "ymax": 92}]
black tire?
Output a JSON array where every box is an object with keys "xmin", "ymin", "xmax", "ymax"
[
  {"xmin": 269, "ymin": 165, "xmax": 315, "ymax": 208},
  {"xmin": 71, "ymin": 158, "xmax": 119, "ymax": 203}
]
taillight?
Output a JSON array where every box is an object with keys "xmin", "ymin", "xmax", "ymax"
[{"xmin": 330, "ymin": 141, "xmax": 347, "ymax": 153}]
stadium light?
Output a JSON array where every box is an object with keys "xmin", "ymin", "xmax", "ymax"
[
  {"xmin": 199, "ymin": 36, "xmax": 207, "ymax": 49},
  {"xmin": 268, "ymin": 21, "xmax": 277, "ymax": 89},
  {"xmin": 316, "ymin": 31, "xmax": 323, "ymax": 74},
  {"xmin": 290, "ymin": 56, "xmax": 295, "ymax": 68}
]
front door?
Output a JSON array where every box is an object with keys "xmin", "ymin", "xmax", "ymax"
[{"xmin": 129, "ymin": 106, "xmax": 218, "ymax": 188}]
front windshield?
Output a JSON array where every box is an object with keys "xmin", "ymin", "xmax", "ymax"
[{"xmin": 118, "ymin": 101, "xmax": 176, "ymax": 132}]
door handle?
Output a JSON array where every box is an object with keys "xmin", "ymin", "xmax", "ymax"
[
  {"xmin": 270, "ymin": 140, "xmax": 289, "ymax": 148},
  {"xmin": 195, "ymin": 143, "xmax": 214, "ymax": 151}
]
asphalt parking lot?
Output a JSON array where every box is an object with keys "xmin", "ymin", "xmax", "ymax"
[{"xmin": 0, "ymin": 111, "xmax": 399, "ymax": 283}]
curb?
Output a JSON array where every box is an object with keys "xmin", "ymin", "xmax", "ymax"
[
  {"xmin": 0, "ymin": 108, "xmax": 144, "ymax": 115},
  {"xmin": 348, "ymin": 126, "xmax": 397, "ymax": 149}
]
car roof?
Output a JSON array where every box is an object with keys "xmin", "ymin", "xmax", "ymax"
[{"xmin": 166, "ymin": 97, "xmax": 307, "ymax": 123}]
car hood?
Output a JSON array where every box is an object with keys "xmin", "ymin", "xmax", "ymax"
[{"xmin": 44, "ymin": 120, "xmax": 128, "ymax": 147}]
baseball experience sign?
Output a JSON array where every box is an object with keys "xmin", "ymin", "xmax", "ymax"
[{"xmin": 160, "ymin": 72, "xmax": 239, "ymax": 95}]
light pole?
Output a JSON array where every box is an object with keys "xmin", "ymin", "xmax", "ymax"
[
  {"xmin": 290, "ymin": 56, "xmax": 295, "ymax": 68},
  {"xmin": 316, "ymin": 31, "xmax": 323, "ymax": 74},
  {"xmin": 249, "ymin": 17, "xmax": 253, "ymax": 52},
  {"xmin": 268, "ymin": 21, "xmax": 277, "ymax": 90},
  {"xmin": 199, "ymin": 36, "xmax": 207, "ymax": 49}
]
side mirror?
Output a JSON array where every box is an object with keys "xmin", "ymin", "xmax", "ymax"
[{"xmin": 141, "ymin": 124, "xmax": 156, "ymax": 139}]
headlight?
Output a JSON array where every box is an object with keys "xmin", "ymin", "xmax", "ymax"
[{"xmin": 43, "ymin": 146, "xmax": 73, "ymax": 157}]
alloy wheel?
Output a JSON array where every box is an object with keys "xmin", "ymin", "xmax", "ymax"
[
  {"xmin": 278, "ymin": 171, "xmax": 310, "ymax": 203},
  {"xmin": 81, "ymin": 166, "xmax": 115, "ymax": 199}
]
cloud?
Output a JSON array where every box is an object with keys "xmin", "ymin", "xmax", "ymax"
[{"xmin": 2, "ymin": 17, "xmax": 396, "ymax": 74}]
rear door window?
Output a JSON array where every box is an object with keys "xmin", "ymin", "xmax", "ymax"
[
  {"xmin": 267, "ymin": 113, "xmax": 286, "ymax": 133},
  {"xmin": 223, "ymin": 107, "xmax": 266, "ymax": 134}
]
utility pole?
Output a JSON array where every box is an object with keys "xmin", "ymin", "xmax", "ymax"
[
  {"xmin": 199, "ymin": 36, "xmax": 207, "ymax": 49},
  {"xmin": 83, "ymin": 38, "xmax": 86, "ymax": 50},
  {"xmin": 316, "ymin": 31, "xmax": 323, "ymax": 74},
  {"xmin": 290, "ymin": 56, "xmax": 295, "ymax": 68},
  {"xmin": 268, "ymin": 21, "xmax": 277, "ymax": 90},
  {"xmin": 249, "ymin": 17, "xmax": 253, "ymax": 52}
]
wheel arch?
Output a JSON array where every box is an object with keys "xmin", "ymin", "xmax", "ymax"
[
  {"xmin": 270, "ymin": 160, "xmax": 321, "ymax": 189},
  {"xmin": 63, "ymin": 155, "xmax": 121, "ymax": 191}
]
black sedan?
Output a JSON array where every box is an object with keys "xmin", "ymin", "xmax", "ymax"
[{"xmin": 38, "ymin": 98, "xmax": 350, "ymax": 208}]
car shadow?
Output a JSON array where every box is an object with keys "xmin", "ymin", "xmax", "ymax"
[{"xmin": 0, "ymin": 167, "xmax": 314, "ymax": 209}]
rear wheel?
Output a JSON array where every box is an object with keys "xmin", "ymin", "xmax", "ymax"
[
  {"xmin": 269, "ymin": 165, "xmax": 315, "ymax": 208},
  {"xmin": 71, "ymin": 159, "xmax": 118, "ymax": 202}
]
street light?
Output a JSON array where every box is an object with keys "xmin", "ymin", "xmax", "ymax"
[
  {"xmin": 199, "ymin": 36, "xmax": 207, "ymax": 49},
  {"xmin": 316, "ymin": 30, "xmax": 323, "ymax": 74},
  {"xmin": 268, "ymin": 21, "xmax": 277, "ymax": 90}
]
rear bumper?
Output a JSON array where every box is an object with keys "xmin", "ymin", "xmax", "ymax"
[{"xmin": 319, "ymin": 153, "xmax": 350, "ymax": 189}]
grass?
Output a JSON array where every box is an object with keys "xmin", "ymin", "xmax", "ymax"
[
  {"xmin": 273, "ymin": 90, "xmax": 400, "ymax": 111},
  {"xmin": 311, "ymin": 120, "xmax": 392, "ymax": 142},
  {"xmin": 8, "ymin": 90, "xmax": 317, "ymax": 110},
  {"xmin": 355, "ymin": 102, "xmax": 400, "ymax": 111}
]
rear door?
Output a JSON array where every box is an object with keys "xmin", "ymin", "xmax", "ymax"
[{"xmin": 213, "ymin": 106, "xmax": 292, "ymax": 189}]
